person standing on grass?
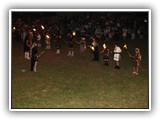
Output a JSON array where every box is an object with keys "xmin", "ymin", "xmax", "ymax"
[
  {"xmin": 128, "ymin": 48, "xmax": 142, "ymax": 75},
  {"xmin": 91, "ymin": 38, "xmax": 99, "ymax": 61},
  {"xmin": 113, "ymin": 43, "xmax": 122, "ymax": 69},
  {"xmin": 23, "ymin": 33, "xmax": 31, "ymax": 60},
  {"xmin": 55, "ymin": 35, "xmax": 61, "ymax": 54},
  {"xmin": 76, "ymin": 37, "xmax": 87, "ymax": 58},
  {"xmin": 37, "ymin": 32, "xmax": 41, "ymax": 47},
  {"xmin": 66, "ymin": 34, "xmax": 75, "ymax": 57},
  {"xmin": 100, "ymin": 44, "xmax": 110, "ymax": 66},
  {"xmin": 45, "ymin": 33, "xmax": 51, "ymax": 50},
  {"xmin": 31, "ymin": 42, "xmax": 38, "ymax": 72}
]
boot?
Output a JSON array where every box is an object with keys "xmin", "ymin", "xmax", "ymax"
[
  {"xmin": 26, "ymin": 52, "xmax": 30, "ymax": 59},
  {"xmin": 24, "ymin": 52, "xmax": 27, "ymax": 58},
  {"xmin": 71, "ymin": 51, "xmax": 74, "ymax": 57},
  {"xmin": 56, "ymin": 49, "xmax": 60, "ymax": 54},
  {"xmin": 67, "ymin": 51, "xmax": 71, "ymax": 56}
]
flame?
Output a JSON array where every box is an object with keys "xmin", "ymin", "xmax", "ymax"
[
  {"xmin": 90, "ymin": 46, "xmax": 95, "ymax": 51},
  {"xmin": 46, "ymin": 35, "xmax": 50, "ymax": 39},
  {"xmin": 82, "ymin": 37, "xmax": 85, "ymax": 40},
  {"xmin": 33, "ymin": 28, "xmax": 36, "ymax": 32},
  {"xmin": 123, "ymin": 44, "xmax": 127, "ymax": 49},
  {"xmin": 13, "ymin": 27, "xmax": 16, "ymax": 30},
  {"xmin": 72, "ymin": 31, "xmax": 76, "ymax": 36},
  {"xmin": 41, "ymin": 25, "xmax": 45, "ymax": 30},
  {"xmin": 103, "ymin": 43, "xmax": 107, "ymax": 49}
]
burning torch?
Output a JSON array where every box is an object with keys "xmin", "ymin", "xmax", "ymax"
[
  {"xmin": 33, "ymin": 28, "xmax": 36, "ymax": 32},
  {"xmin": 41, "ymin": 25, "xmax": 45, "ymax": 30},
  {"xmin": 45, "ymin": 34, "xmax": 50, "ymax": 39},
  {"xmin": 72, "ymin": 31, "xmax": 76, "ymax": 36},
  {"xmin": 100, "ymin": 43, "xmax": 107, "ymax": 53},
  {"xmin": 123, "ymin": 43, "xmax": 131, "ymax": 57},
  {"xmin": 89, "ymin": 45, "xmax": 95, "ymax": 51},
  {"xmin": 103, "ymin": 43, "xmax": 107, "ymax": 50}
]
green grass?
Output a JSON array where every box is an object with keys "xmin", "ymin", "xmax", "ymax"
[{"xmin": 11, "ymin": 39, "xmax": 149, "ymax": 109}]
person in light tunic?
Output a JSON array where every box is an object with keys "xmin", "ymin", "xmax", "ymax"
[{"xmin": 113, "ymin": 44, "xmax": 122, "ymax": 69}]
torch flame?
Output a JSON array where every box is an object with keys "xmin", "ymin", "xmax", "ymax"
[
  {"xmin": 41, "ymin": 25, "xmax": 45, "ymax": 30},
  {"xmin": 90, "ymin": 46, "xmax": 95, "ymax": 51},
  {"xmin": 123, "ymin": 44, "xmax": 127, "ymax": 49},
  {"xmin": 13, "ymin": 27, "xmax": 16, "ymax": 30},
  {"xmin": 72, "ymin": 31, "xmax": 76, "ymax": 36},
  {"xmin": 103, "ymin": 43, "xmax": 107, "ymax": 49},
  {"xmin": 46, "ymin": 35, "xmax": 50, "ymax": 39},
  {"xmin": 33, "ymin": 28, "xmax": 36, "ymax": 32}
]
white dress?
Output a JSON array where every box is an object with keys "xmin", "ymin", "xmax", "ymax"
[{"xmin": 113, "ymin": 46, "xmax": 122, "ymax": 61}]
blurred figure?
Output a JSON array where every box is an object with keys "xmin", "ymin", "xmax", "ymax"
[
  {"xmin": 31, "ymin": 42, "xmax": 38, "ymax": 72},
  {"xmin": 100, "ymin": 43, "xmax": 110, "ymax": 66},
  {"xmin": 37, "ymin": 32, "xmax": 41, "ymax": 47},
  {"xmin": 23, "ymin": 32, "xmax": 31, "ymax": 59},
  {"xmin": 128, "ymin": 48, "xmax": 142, "ymax": 75},
  {"xmin": 91, "ymin": 38, "xmax": 99, "ymax": 61},
  {"xmin": 45, "ymin": 33, "xmax": 51, "ymax": 50},
  {"xmin": 66, "ymin": 34, "xmax": 75, "ymax": 57},
  {"xmin": 55, "ymin": 35, "xmax": 61, "ymax": 54},
  {"xmin": 76, "ymin": 37, "xmax": 87, "ymax": 58},
  {"xmin": 113, "ymin": 43, "xmax": 122, "ymax": 69}
]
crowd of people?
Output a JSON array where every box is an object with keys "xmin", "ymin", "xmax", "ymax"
[{"xmin": 12, "ymin": 12, "xmax": 144, "ymax": 75}]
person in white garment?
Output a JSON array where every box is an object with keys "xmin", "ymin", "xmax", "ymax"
[{"xmin": 113, "ymin": 43, "xmax": 122, "ymax": 69}]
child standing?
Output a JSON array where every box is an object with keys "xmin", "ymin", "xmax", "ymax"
[
  {"xmin": 91, "ymin": 38, "xmax": 99, "ymax": 61},
  {"xmin": 55, "ymin": 35, "xmax": 61, "ymax": 54},
  {"xmin": 100, "ymin": 43, "xmax": 110, "ymax": 66},
  {"xmin": 128, "ymin": 48, "xmax": 142, "ymax": 75},
  {"xmin": 76, "ymin": 37, "xmax": 87, "ymax": 58},
  {"xmin": 113, "ymin": 44, "xmax": 122, "ymax": 69},
  {"xmin": 45, "ymin": 33, "xmax": 51, "ymax": 50},
  {"xmin": 23, "ymin": 33, "xmax": 31, "ymax": 59},
  {"xmin": 66, "ymin": 34, "xmax": 75, "ymax": 57},
  {"xmin": 31, "ymin": 42, "xmax": 38, "ymax": 72}
]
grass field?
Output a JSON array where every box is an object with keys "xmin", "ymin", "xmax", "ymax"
[{"xmin": 11, "ymin": 38, "xmax": 149, "ymax": 109}]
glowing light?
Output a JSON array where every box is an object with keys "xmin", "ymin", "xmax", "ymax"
[
  {"xmin": 41, "ymin": 25, "xmax": 45, "ymax": 30},
  {"xmin": 90, "ymin": 46, "xmax": 95, "ymax": 51},
  {"xmin": 72, "ymin": 31, "xmax": 76, "ymax": 36},
  {"xmin": 82, "ymin": 37, "xmax": 85, "ymax": 41},
  {"xmin": 123, "ymin": 44, "xmax": 127, "ymax": 49},
  {"xmin": 13, "ymin": 27, "xmax": 16, "ymax": 30},
  {"xmin": 46, "ymin": 35, "xmax": 50, "ymax": 39},
  {"xmin": 103, "ymin": 43, "xmax": 107, "ymax": 49},
  {"xmin": 144, "ymin": 19, "xmax": 147, "ymax": 23},
  {"xmin": 33, "ymin": 28, "xmax": 36, "ymax": 32}
]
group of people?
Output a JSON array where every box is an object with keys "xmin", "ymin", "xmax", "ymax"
[{"xmin": 23, "ymin": 31, "xmax": 142, "ymax": 75}]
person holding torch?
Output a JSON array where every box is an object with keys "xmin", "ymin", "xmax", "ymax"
[
  {"xmin": 128, "ymin": 48, "xmax": 142, "ymax": 75},
  {"xmin": 45, "ymin": 33, "xmax": 51, "ymax": 50},
  {"xmin": 100, "ymin": 43, "xmax": 110, "ymax": 66},
  {"xmin": 91, "ymin": 38, "xmax": 99, "ymax": 61},
  {"xmin": 66, "ymin": 32, "xmax": 76, "ymax": 57}
]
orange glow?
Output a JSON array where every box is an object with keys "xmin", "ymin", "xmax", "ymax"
[
  {"xmin": 46, "ymin": 35, "xmax": 50, "ymax": 39},
  {"xmin": 103, "ymin": 43, "xmax": 107, "ymax": 49},
  {"xmin": 90, "ymin": 46, "xmax": 95, "ymax": 51},
  {"xmin": 123, "ymin": 44, "xmax": 127, "ymax": 49},
  {"xmin": 33, "ymin": 28, "xmax": 36, "ymax": 32},
  {"xmin": 72, "ymin": 31, "xmax": 76, "ymax": 36},
  {"xmin": 41, "ymin": 25, "xmax": 45, "ymax": 30}
]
